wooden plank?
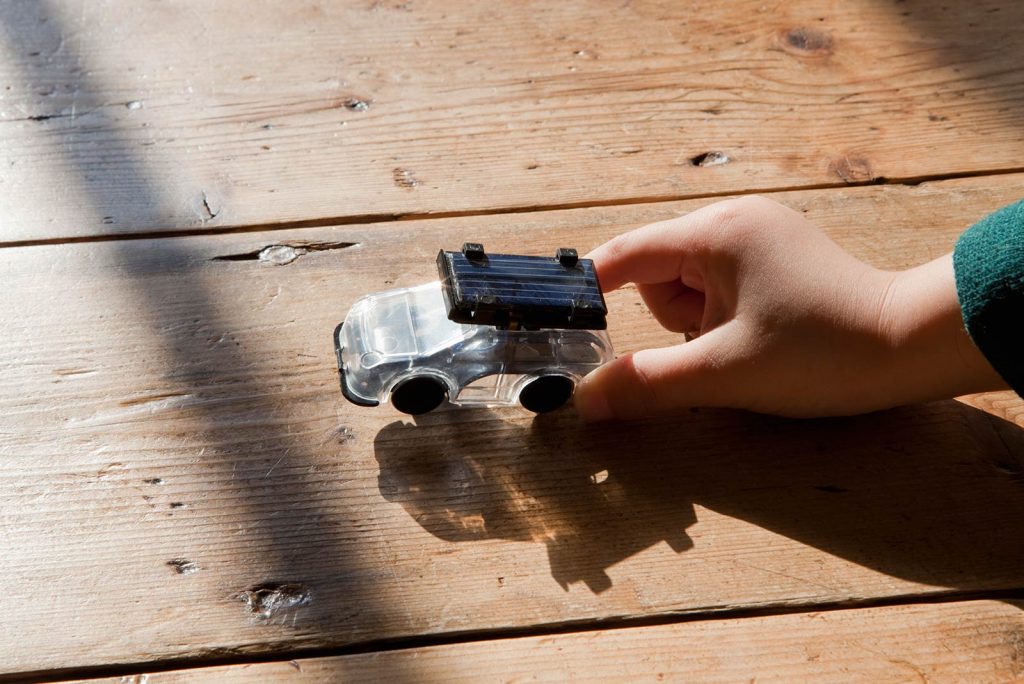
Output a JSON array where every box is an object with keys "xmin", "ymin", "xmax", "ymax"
[
  {"xmin": 2, "ymin": 176, "xmax": 1024, "ymax": 677},
  {"xmin": 2, "ymin": 0, "xmax": 1024, "ymax": 241},
  {"xmin": 78, "ymin": 600, "xmax": 1024, "ymax": 683}
]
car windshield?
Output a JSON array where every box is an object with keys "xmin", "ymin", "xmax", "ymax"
[{"xmin": 362, "ymin": 283, "xmax": 470, "ymax": 358}]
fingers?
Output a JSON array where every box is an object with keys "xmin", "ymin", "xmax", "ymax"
[
  {"xmin": 587, "ymin": 218, "xmax": 688, "ymax": 292},
  {"xmin": 637, "ymin": 281, "xmax": 705, "ymax": 333},
  {"xmin": 573, "ymin": 330, "xmax": 730, "ymax": 421},
  {"xmin": 587, "ymin": 201, "xmax": 728, "ymax": 292}
]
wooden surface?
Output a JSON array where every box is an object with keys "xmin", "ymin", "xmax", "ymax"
[
  {"xmin": 81, "ymin": 600, "xmax": 1024, "ymax": 683},
  {"xmin": 1, "ymin": 0, "xmax": 1024, "ymax": 241},
  {"xmin": 3, "ymin": 177, "xmax": 1024, "ymax": 680},
  {"xmin": 2, "ymin": 1, "xmax": 1023, "ymax": 681}
]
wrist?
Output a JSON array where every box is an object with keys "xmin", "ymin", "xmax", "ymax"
[{"xmin": 880, "ymin": 254, "xmax": 1008, "ymax": 402}]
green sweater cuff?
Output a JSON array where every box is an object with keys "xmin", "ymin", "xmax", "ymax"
[{"xmin": 953, "ymin": 199, "xmax": 1024, "ymax": 397}]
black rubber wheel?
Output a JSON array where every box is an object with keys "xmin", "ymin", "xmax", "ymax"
[
  {"xmin": 519, "ymin": 375, "xmax": 575, "ymax": 413},
  {"xmin": 391, "ymin": 376, "xmax": 448, "ymax": 415}
]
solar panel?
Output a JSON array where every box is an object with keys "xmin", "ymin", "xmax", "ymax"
[{"xmin": 436, "ymin": 243, "xmax": 608, "ymax": 330}]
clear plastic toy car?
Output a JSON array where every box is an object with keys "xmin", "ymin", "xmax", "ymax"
[{"xmin": 335, "ymin": 244, "xmax": 614, "ymax": 414}]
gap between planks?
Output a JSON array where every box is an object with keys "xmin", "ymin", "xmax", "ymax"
[
  {"xmin": 4, "ymin": 165, "xmax": 1024, "ymax": 251},
  {"xmin": 12, "ymin": 587, "xmax": 1024, "ymax": 684}
]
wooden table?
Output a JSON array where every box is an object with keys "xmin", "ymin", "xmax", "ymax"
[{"xmin": 2, "ymin": 1, "xmax": 1023, "ymax": 681}]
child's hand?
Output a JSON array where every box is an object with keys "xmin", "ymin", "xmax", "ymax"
[{"xmin": 574, "ymin": 196, "xmax": 1007, "ymax": 420}]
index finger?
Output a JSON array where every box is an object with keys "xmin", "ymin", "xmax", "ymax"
[{"xmin": 587, "ymin": 202, "xmax": 724, "ymax": 291}]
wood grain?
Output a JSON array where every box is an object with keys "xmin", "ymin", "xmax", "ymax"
[
  {"xmin": 2, "ymin": 1, "xmax": 1024, "ymax": 241},
  {"xmin": 2, "ymin": 176, "xmax": 1023, "ymax": 677},
  {"xmin": 79, "ymin": 600, "xmax": 1024, "ymax": 683}
]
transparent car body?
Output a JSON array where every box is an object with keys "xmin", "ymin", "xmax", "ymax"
[{"xmin": 336, "ymin": 282, "xmax": 614, "ymax": 409}]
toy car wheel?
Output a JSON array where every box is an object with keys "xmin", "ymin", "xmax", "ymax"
[
  {"xmin": 390, "ymin": 376, "xmax": 448, "ymax": 415},
  {"xmin": 519, "ymin": 375, "xmax": 575, "ymax": 414}
]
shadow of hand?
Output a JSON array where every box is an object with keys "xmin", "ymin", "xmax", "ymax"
[{"xmin": 373, "ymin": 402, "xmax": 1024, "ymax": 595}]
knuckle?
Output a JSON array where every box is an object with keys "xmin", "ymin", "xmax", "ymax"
[
  {"xmin": 606, "ymin": 352, "xmax": 656, "ymax": 417},
  {"xmin": 601, "ymin": 231, "xmax": 634, "ymax": 262},
  {"xmin": 627, "ymin": 353, "xmax": 659, "ymax": 414},
  {"xmin": 709, "ymin": 195, "xmax": 781, "ymax": 243}
]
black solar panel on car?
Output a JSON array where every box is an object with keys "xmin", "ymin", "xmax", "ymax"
[{"xmin": 437, "ymin": 244, "xmax": 608, "ymax": 330}]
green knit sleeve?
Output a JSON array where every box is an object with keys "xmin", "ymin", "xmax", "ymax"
[{"xmin": 953, "ymin": 200, "xmax": 1024, "ymax": 396}]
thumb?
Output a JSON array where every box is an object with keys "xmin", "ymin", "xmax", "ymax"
[{"xmin": 574, "ymin": 333, "xmax": 727, "ymax": 421}]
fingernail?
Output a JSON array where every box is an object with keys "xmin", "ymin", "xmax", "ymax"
[{"xmin": 574, "ymin": 384, "xmax": 612, "ymax": 422}]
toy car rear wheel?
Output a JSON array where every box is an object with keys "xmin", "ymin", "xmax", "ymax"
[
  {"xmin": 391, "ymin": 376, "xmax": 448, "ymax": 415},
  {"xmin": 519, "ymin": 375, "xmax": 575, "ymax": 414}
]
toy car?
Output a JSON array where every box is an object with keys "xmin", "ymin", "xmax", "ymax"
[{"xmin": 335, "ymin": 243, "xmax": 613, "ymax": 414}]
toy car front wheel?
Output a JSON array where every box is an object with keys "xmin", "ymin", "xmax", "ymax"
[
  {"xmin": 519, "ymin": 375, "xmax": 575, "ymax": 414},
  {"xmin": 391, "ymin": 376, "xmax": 448, "ymax": 415}
]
